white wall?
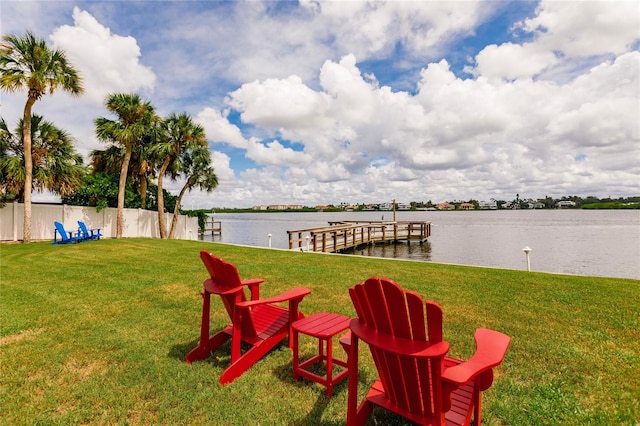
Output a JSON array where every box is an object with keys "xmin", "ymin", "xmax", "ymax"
[{"xmin": 0, "ymin": 202, "xmax": 198, "ymax": 242}]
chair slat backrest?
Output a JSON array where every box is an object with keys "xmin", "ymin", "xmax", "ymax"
[
  {"xmin": 200, "ymin": 251, "xmax": 257, "ymax": 337},
  {"xmin": 77, "ymin": 221, "xmax": 90, "ymax": 238},
  {"xmin": 54, "ymin": 221, "xmax": 70, "ymax": 242},
  {"xmin": 349, "ymin": 277, "xmax": 445, "ymax": 418},
  {"xmin": 55, "ymin": 221, "xmax": 84, "ymax": 243}
]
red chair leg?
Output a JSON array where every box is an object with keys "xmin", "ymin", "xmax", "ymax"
[
  {"xmin": 185, "ymin": 331, "xmax": 231, "ymax": 363},
  {"xmin": 292, "ymin": 328, "xmax": 300, "ymax": 380},
  {"xmin": 288, "ymin": 298, "xmax": 303, "ymax": 348},
  {"xmin": 186, "ymin": 291, "xmax": 213, "ymax": 363},
  {"xmin": 474, "ymin": 383, "xmax": 482, "ymax": 426},
  {"xmin": 220, "ymin": 329, "xmax": 289, "ymax": 384},
  {"xmin": 347, "ymin": 334, "xmax": 359, "ymax": 426}
]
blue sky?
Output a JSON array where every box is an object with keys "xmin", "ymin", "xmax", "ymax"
[{"xmin": 2, "ymin": 1, "xmax": 639, "ymax": 208}]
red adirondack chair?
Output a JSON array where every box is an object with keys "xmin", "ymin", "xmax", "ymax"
[
  {"xmin": 185, "ymin": 251, "xmax": 311, "ymax": 384},
  {"xmin": 345, "ymin": 277, "xmax": 510, "ymax": 426}
]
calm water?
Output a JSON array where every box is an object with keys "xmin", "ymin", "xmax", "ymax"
[{"xmin": 200, "ymin": 210, "xmax": 640, "ymax": 280}]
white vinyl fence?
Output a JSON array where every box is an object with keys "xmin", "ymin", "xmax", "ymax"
[{"xmin": 0, "ymin": 202, "xmax": 198, "ymax": 242}]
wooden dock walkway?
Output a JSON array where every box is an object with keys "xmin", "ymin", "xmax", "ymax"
[{"xmin": 287, "ymin": 220, "xmax": 431, "ymax": 253}]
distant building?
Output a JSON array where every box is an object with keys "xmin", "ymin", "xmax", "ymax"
[
  {"xmin": 529, "ymin": 202, "xmax": 545, "ymax": 209},
  {"xmin": 459, "ymin": 203, "xmax": 475, "ymax": 210},
  {"xmin": 557, "ymin": 200, "xmax": 576, "ymax": 208},
  {"xmin": 253, "ymin": 205, "xmax": 268, "ymax": 210},
  {"xmin": 397, "ymin": 203, "xmax": 411, "ymax": 210},
  {"xmin": 502, "ymin": 201, "xmax": 520, "ymax": 210},
  {"xmin": 268, "ymin": 204, "xmax": 303, "ymax": 210},
  {"xmin": 268, "ymin": 204, "xmax": 287, "ymax": 210},
  {"xmin": 436, "ymin": 202, "xmax": 454, "ymax": 211},
  {"xmin": 479, "ymin": 200, "xmax": 498, "ymax": 210}
]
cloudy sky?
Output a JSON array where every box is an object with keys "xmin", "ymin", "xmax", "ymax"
[{"xmin": 2, "ymin": 1, "xmax": 639, "ymax": 208}]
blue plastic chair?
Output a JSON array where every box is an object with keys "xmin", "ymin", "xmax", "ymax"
[
  {"xmin": 53, "ymin": 221, "xmax": 82, "ymax": 244},
  {"xmin": 77, "ymin": 221, "xmax": 102, "ymax": 240}
]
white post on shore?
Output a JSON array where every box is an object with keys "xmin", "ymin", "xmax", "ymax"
[
  {"xmin": 523, "ymin": 246, "xmax": 532, "ymax": 272},
  {"xmin": 268, "ymin": 233, "xmax": 272, "ymax": 249},
  {"xmin": 305, "ymin": 235, "xmax": 310, "ymax": 252}
]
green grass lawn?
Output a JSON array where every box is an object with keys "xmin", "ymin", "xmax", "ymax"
[{"xmin": 1, "ymin": 239, "xmax": 638, "ymax": 425}]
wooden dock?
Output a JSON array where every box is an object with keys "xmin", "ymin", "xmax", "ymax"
[
  {"xmin": 201, "ymin": 218, "xmax": 222, "ymax": 236},
  {"xmin": 287, "ymin": 220, "xmax": 431, "ymax": 253}
]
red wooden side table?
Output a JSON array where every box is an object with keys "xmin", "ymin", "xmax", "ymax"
[{"xmin": 292, "ymin": 312, "xmax": 351, "ymax": 397}]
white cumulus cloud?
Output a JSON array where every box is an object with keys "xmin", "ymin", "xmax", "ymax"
[{"xmin": 50, "ymin": 7, "xmax": 156, "ymax": 104}]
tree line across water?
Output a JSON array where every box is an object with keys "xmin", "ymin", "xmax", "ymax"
[
  {"xmin": 205, "ymin": 195, "xmax": 640, "ymax": 214},
  {"xmin": 1, "ymin": 31, "xmax": 218, "ymax": 242}
]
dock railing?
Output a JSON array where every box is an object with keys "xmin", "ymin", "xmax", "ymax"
[
  {"xmin": 287, "ymin": 220, "xmax": 431, "ymax": 253},
  {"xmin": 201, "ymin": 217, "xmax": 222, "ymax": 236}
]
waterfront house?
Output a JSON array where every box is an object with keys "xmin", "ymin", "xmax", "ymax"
[
  {"xmin": 459, "ymin": 203, "xmax": 475, "ymax": 210},
  {"xmin": 436, "ymin": 202, "xmax": 455, "ymax": 210},
  {"xmin": 268, "ymin": 204, "xmax": 303, "ymax": 210},
  {"xmin": 479, "ymin": 200, "xmax": 498, "ymax": 210}
]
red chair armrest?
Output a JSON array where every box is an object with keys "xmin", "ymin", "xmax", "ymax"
[
  {"xmin": 241, "ymin": 278, "xmax": 264, "ymax": 300},
  {"xmin": 441, "ymin": 328, "xmax": 510, "ymax": 387},
  {"xmin": 236, "ymin": 287, "xmax": 311, "ymax": 308},
  {"xmin": 339, "ymin": 330, "xmax": 352, "ymax": 349},
  {"xmin": 350, "ymin": 319, "xmax": 450, "ymax": 357}
]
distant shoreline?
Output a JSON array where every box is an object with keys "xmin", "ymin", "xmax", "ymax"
[{"xmin": 197, "ymin": 204, "xmax": 640, "ymax": 214}]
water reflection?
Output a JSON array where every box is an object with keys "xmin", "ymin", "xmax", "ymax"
[{"xmin": 343, "ymin": 240, "xmax": 432, "ymax": 261}]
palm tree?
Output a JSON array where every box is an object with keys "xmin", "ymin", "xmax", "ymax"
[
  {"xmin": 0, "ymin": 117, "xmax": 12, "ymax": 202},
  {"xmin": 0, "ymin": 31, "xmax": 84, "ymax": 242},
  {"xmin": 95, "ymin": 93, "xmax": 157, "ymax": 238},
  {"xmin": 168, "ymin": 142, "xmax": 218, "ymax": 239},
  {"xmin": 91, "ymin": 142, "xmax": 157, "ymax": 209},
  {"xmin": 132, "ymin": 147, "xmax": 155, "ymax": 209},
  {"xmin": 0, "ymin": 115, "xmax": 85, "ymax": 201},
  {"xmin": 152, "ymin": 113, "xmax": 207, "ymax": 238}
]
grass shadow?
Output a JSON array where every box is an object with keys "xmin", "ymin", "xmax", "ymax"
[
  {"xmin": 168, "ymin": 339, "xmax": 199, "ymax": 360},
  {"xmin": 290, "ymin": 393, "xmax": 345, "ymax": 426},
  {"xmin": 169, "ymin": 338, "xmax": 291, "ymax": 371},
  {"xmin": 272, "ymin": 360, "xmax": 350, "ymax": 426}
]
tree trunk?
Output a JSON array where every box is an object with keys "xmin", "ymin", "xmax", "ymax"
[
  {"xmin": 168, "ymin": 181, "xmax": 190, "ymax": 239},
  {"xmin": 21, "ymin": 95, "xmax": 36, "ymax": 243},
  {"xmin": 157, "ymin": 157, "xmax": 172, "ymax": 239},
  {"xmin": 139, "ymin": 159, "xmax": 148, "ymax": 209},
  {"xmin": 117, "ymin": 145, "xmax": 132, "ymax": 238}
]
